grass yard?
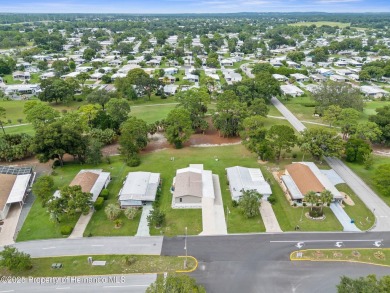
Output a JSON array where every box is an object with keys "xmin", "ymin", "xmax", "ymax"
[
  {"xmin": 289, "ymin": 21, "xmax": 351, "ymax": 28},
  {"xmin": 131, "ymin": 103, "xmax": 177, "ymax": 124},
  {"xmin": 16, "ymin": 199, "xmax": 80, "ymax": 242},
  {"xmin": 336, "ymin": 183, "xmax": 375, "ymax": 231},
  {"xmin": 260, "ymin": 166, "xmax": 343, "ymax": 232},
  {"xmin": 290, "ymin": 249, "xmax": 390, "ymax": 267},
  {"xmin": 280, "ymin": 95, "xmax": 323, "ymax": 123},
  {"xmin": 345, "ymin": 155, "xmax": 390, "ymax": 207},
  {"xmin": 0, "ymin": 255, "xmax": 197, "ymax": 277}
]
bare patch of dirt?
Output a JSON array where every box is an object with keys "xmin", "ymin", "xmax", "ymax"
[{"xmin": 372, "ymin": 144, "xmax": 390, "ymax": 157}]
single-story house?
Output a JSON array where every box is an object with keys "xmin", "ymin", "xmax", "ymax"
[
  {"xmin": 40, "ymin": 72, "xmax": 56, "ymax": 80},
  {"xmin": 90, "ymin": 72, "xmax": 103, "ymax": 80},
  {"xmin": 224, "ymin": 72, "xmax": 242, "ymax": 85},
  {"xmin": 159, "ymin": 75, "xmax": 176, "ymax": 84},
  {"xmin": 164, "ymin": 67, "xmax": 178, "ymax": 75},
  {"xmin": 301, "ymin": 61, "xmax": 315, "ymax": 68},
  {"xmin": 287, "ymin": 61, "xmax": 301, "ymax": 69},
  {"xmin": 280, "ymin": 84, "xmax": 304, "ymax": 97},
  {"xmin": 335, "ymin": 60, "xmax": 348, "ymax": 67},
  {"xmin": 280, "ymin": 162, "xmax": 343, "ymax": 203},
  {"xmin": 226, "ymin": 166, "xmax": 272, "ymax": 201},
  {"xmin": 360, "ymin": 86, "xmax": 389, "ymax": 99},
  {"xmin": 272, "ymin": 74, "xmax": 288, "ymax": 82},
  {"xmin": 118, "ymin": 172, "xmax": 161, "ymax": 208},
  {"xmin": 317, "ymin": 68, "xmax": 333, "ymax": 77},
  {"xmin": 330, "ymin": 75, "xmax": 348, "ymax": 82},
  {"xmin": 172, "ymin": 164, "xmax": 216, "ymax": 208},
  {"xmin": 108, "ymin": 59, "xmax": 122, "ymax": 67},
  {"xmin": 164, "ymin": 84, "xmax": 179, "ymax": 95},
  {"xmin": 12, "ymin": 71, "xmax": 30, "ymax": 81},
  {"xmin": 220, "ymin": 59, "xmax": 234, "ymax": 67},
  {"xmin": 53, "ymin": 169, "xmax": 110, "ymax": 203},
  {"xmin": 61, "ymin": 71, "xmax": 80, "ymax": 79},
  {"xmin": 310, "ymin": 74, "xmax": 326, "ymax": 83},
  {"xmin": 0, "ymin": 166, "xmax": 34, "ymax": 220},
  {"xmin": 3, "ymin": 84, "xmax": 41, "ymax": 97},
  {"xmin": 290, "ymin": 73, "xmax": 309, "ymax": 82},
  {"xmin": 183, "ymin": 74, "xmax": 199, "ymax": 83},
  {"xmin": 335, "ymin": 69, "xmax": 352, "ymax": 76},
  {"xmin": 75, "ymin": 66, "xmax": 93, "ymax": 73},
  {"xmin": 270, "ymin": 59, "xmax": 283, "ymax": 68}
]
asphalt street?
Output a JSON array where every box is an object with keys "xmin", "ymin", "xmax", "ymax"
[
  {"xmin": 8, "ymin": 236, "xmax": 164, "ymax": 257},
  {"xmin": 162, "ymin": 233, "xmax": 390, "ymax": 293}
]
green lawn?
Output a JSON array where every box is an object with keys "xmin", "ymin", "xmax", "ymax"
[
  {"xmin": 345, "ymin": 155, "xmax": 390, "ymax": 207},
  {"xmin": 131, "ymin": 103, "xmax": 177, "ymax": 124},
  {"xmin": 336, "ymin": 183, "xmax": 375, "ymax": 231},
  {"xmin": 291, "ymin": 249, "xmax": 390, "ymax": 267},
  {"xmin": 261, "ymin": 166, "xmax": 343, "ymax": 232},
  {"xmin": 3, "ymin": 124, "xmax": 35, "ymax": 136},
  {"xmin": 2, "ymin": 74, "xmax": 22, "ymax": 85},
  {"xmin": 0, "ymin": 255, "xmax": 197, "ymax": 277}
]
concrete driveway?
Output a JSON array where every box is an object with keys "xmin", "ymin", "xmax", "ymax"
[
  {"xmin": 200, "ymin": 175, "xmax": 227, "ymax": 235},
  {"xmin": 259, "ymin": 199, "xmax": 282, "ymax": 232}
]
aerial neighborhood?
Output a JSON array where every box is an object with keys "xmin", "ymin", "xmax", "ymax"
[{"xmin": 0, "ymin": 11, "xmax": 390, "ymax": 292}]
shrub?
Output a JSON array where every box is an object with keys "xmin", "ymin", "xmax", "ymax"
[
  {"xmin": 292, "ymin": 153, "xmax": 298, "ymax": 159},
  {"xmin": 232, "ymin": 200, "xmax": 239, "ymax": 207},
  {"xmin": 126, "ymin": 155, "xmax": 141, "ymax": 167},
  {"xmin": 0, "ymin": 246, "xmax": 32, "ymax": 272},
  {"xmin": 267, "ymin": 195, "xmax": 277, "ymax": 205},
  {"xmin": 303, "ymin": 202, "xmax": 307, "ymax": 207},
  {"xmin": 123, "ymin": 256, "xmax": 137, "ymax": 266},
  {"xmin": 309, "ymin": 207, "xmax": 323, "ymax": 218},
  {"xmin": 105, "ymin": 203, "xmax": 121, "ymax": 221},
  {"xmin": 60, "ymin": 225, "xmax": 73, "ymax": 235},
  {"xmin": 100, "ymin": 189, "xmax": 109, "ymax": 200},
  {"xmin": 94, "ymin": 197, "xmax": 104, "ymax": 210},
  {"xmin": 124, "ymin": 207, "xmax": 138, "ymax": 220}
]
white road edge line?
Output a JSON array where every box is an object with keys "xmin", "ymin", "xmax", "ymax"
[
  {"xmin": 42, "ymin": 247, "xmax": 56, "ymax": 249},
  {"xmin": 91, "ymin": 244, "xmax": 104, "ymax": 247},
  {"xmin": 55, "ymin": 288, "xmax": 70, "ymax": 290},
  {"xmin": 270, "ymin": 239, "xmax": 383, "ymax": 243},
  {"xmin": 0, "ymin": 290, "xmax": 15, "ymax": 293}
]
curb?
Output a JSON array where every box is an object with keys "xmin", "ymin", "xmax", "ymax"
[
  {"xmin": 176, "ymin": 255, "xmax": 198, "ymax": 273},
  {"xmin": 290, "ymin": 248, "xmax": 390, "ymax": 267}
]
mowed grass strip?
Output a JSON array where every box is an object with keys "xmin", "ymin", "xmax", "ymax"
[
  {"xmin": 336, "ymin": 183, "xmax": 375, "ymax": 231},
  {"xmin": 291, "ymin": 249, "xmax": 390, "ymax": 267},
  {"xmin": 345, "ymin": 155, "xmax": 390, "ymax": 207},
  {"xmin": 0, "ymin": 255, "xmax": 197, "ymax": 277}
]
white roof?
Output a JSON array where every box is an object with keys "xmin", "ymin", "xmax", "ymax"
[
  {"xmin": 7, "ymin": 174, "xmax": 31, "ymax": 204},
  {"xmin": 281, "ymin": 84, "xmax": 304, "ymax": 95},
  {"xmin": 226, "ymin": 166, "xmax": 272, "ymax": 200},
  {"xmin": 119, "ymin": 172, "xmax": 160, "ymax": 202},
  {"xmin": 361, "ymin": 85, "xmax": 388, "ymax": 95},
  {"xmin": 88, "ymin": 171, "xmax": 110, "ymax": 202},
  {"xmin": 302, "ymin": 162, "xmax": 343, "ymax": 200}
]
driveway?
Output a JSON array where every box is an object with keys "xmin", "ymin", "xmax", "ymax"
[
  {"xmin": 200, "ymin": 175, "xmax": 227, "ymax": 235},
  {"xmin": 330, "ymin": 202, "xmax": 360, "ymax": 232},
  {"xmin": 0, "ymin": 204, "xmax": 21, "ymax": 246},
  {"xmin": 69, "ymin": 211, "xmax": 94, "ymax": 238},
  {"xmin": 259, "ymin": 199, "xmax": 282, "ymax": 232},
  {"xmin": 136, "ymin": 203, "xmax": 153, "ymax": 237}
]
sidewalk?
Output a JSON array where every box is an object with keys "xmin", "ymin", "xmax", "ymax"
[
  {"xmin": 68, "ymin": 211, "xmax": 94, "ymax": 238},
  {"xmin": 260, "ymin": 199, "xmax": 282, "ymax": 232}
]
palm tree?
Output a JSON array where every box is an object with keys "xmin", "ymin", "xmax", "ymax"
[
  {"xmin": 104, "ymin": 203, "xmax": 121, "ymax": 221},
  {"xmin": 320, "ymin": 190, "xmax": 333, "ymax": 213},
  {"xmin": 304, "ymin": 191, "xmax": 318, "ymax": 211}
]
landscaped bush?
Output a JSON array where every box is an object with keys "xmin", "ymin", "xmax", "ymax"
[
  {"xmin": 100, "ymin": 189, "xmax": 109, "ymax": 200},
  {"xmin": 268, "ymin": 195, "xmax": 277, "ymax": 205},
  {"xmin": 0, "ymin": 133, "xmax": 34, "ymax": 162},
  {"xmin": 232, "ymin": 200, "xmax": 239, "ymax": 207},
  {"xmin": 94, "ymin": 197, "xmax": 104, "ymax": 210},
  {"xmin": 309, "ymin": 207, "xmax": 323, "ymax": 218},
  {"xmin": 60, "ymin": 225, "xmax": 73, "ymax": 235}
]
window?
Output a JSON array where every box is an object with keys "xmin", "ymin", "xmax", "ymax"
[{"xmin": 180, "ymin": 198, "xmax": 182, "ymax": 203}]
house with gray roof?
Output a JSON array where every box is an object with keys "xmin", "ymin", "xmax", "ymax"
[
  {"xmin": 118, "ymin": 172, "xmax": 161, "ymax": 208},
  {"xmin": 226, "ymin": 166, "xmax": 272, "ymax": 201}
]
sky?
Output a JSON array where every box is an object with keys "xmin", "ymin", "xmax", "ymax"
[{"xmin": 0, "ymin": 0, "xmax": 389, "ymax": 14}]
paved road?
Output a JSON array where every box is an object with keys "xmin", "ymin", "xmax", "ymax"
[
  {"xmin": 0, "ymin": 274, "xmax": 157, "ymax": 293},
  {"xmin": 271, "ymin": 96, "xmax": 390, "ymax": 232},
  {"xmin": 162, "ymin": 233, "xmax": 390, "ymax": 293},
  {"xmin": 5, "ymin": 236, "xmax": 163, "ymax": 257},
  {"xmin": 270, "ymin": 97, "xmax": 306, "ymax": 132},
  {"xmin": 325, "ymin": 157, "xmax": 390, "ymax": 232}
]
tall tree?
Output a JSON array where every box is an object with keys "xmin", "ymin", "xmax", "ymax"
[
  {"xmin": 337, "ymin": 275, "xmax": 390, "ymax": 293},
  {"xmin": 312, "ymin": 81, "xmax": 363, "ymax": 113},
  {"xmin": 322, "ymin": 105, "xmax": 342, "ymax": 128},
  {"xmin": 336, "ymin": 108, "xmax": 360, "ymax": 139},
  {"xmin": 23, "ymin": 101, "xmax": 59, "ymax": 128},
  {"xmin": 32, "ymin": 175, "xmax": 55, "ymax": 207},
  {"xmin": 0, "ymin": 246, "xmax": 32, "ymax": 273},
  {"xmin": 304, "ymin": 191, "xmax": 318, "ymax": 211},
  {"xmin": 319, "ymin": 190, "xmax": 333, "ymax": 213},
  {"xmin": 119, "ymin": 117, "xmax": 148, "ymax": 166},
  {"xmin": 165, "ymin": 108, "xmax": 193, "ymax": 149},
  {"xmin": 48, "ymin": 185, "xmax": 92, "ymax": 219},
  {"xmin": 369, "ymin": 106, "xmax": 390, "ymax": 146},
  {"xmin": 267, "ymin": 125, "xmax": 297, "ymax": 160},
  {"xmin": 176, "ymin": 88, "xmax": 210, "ymax": 132},
  {"xmin": 300, "ymin": 128, "xmax": 344, "ymax": 160},
  {"xmin": 38, "ymin": 77, "xmax": 78, "ymax": 104},
  {"xmin": 105, "ymin": 98, "xmax": 131, "ymax": 130},
  {"xmin": 238, "ymin": 190, "xmax": 261, "ymax": 218},
  {"xmin": 345, "ymin": 138, "xmax": 372, "ymax": 163},
  {"xmin": 86, "ymin": 90, "xmax": 112, "ymax": 110}
]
